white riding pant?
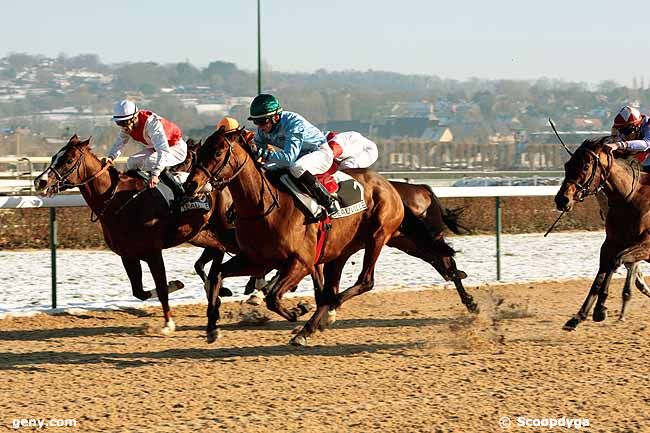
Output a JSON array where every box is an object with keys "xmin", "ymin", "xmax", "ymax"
[
  {"xmin": 289, "ymin": 142, "xmax": 334, "ymax": 178},
  {"xmin": 126, "ymin": 139, "xmax": 188, "ymax": 174}
]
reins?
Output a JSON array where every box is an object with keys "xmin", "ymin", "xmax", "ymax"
[{"xmin": 200, "ymin": 130, "xmax": 280, "ymax": 220}]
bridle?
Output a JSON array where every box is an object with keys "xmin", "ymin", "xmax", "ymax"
[
  {"xmin": 565, "ymin": 148, "xmax": 613, "ymax": 202},
  {"xmin": 194, "ymin": 129, "xmax": 280, "ymax": 219},
  {"xmin": 44, "ymin": 146, "xmax": 111, "ymax": 193},
  {"xmin": 193, "ymin": 132, "xmax": 249, "ymax": 189}
]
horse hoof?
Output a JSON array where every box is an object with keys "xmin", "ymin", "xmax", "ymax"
[
  {"xmin": 161, "ymin": 319, "xmax": 176, "ymax": 335},
  {"xmin": 593, "ymin": 308, "xmax": 607, "ymax": 322},
  {"xmin": 244, "ymin": 279, "xmax": 259, "ymax": 295},
  {"xmin": 206, "ymin": 329, "xmax": 221, "ymax": 344},
  {"xmin": 290, "ymin": 334, "xmax": 307, "ymax": 346},
  {"xmin": 168, "ymin": 280, "xmax": 184, "ymax": 294},
  {"xmin": 457, "ymin": 270, "xmax": 468, "ymax": 279},
  {"xmin": 220, "ymin": 287, "xmax": 233, "ymax": 297},
  {"xmin": 298, "ymin": 301, "xmax": 315, "ymax": 315},
  {"xmin": 467, "ymin": 302, "xmax": 480, "ymax": 314},
  {"xmin": 618, "ymin": 316, "xmax": 627, "ymax": 322},
  {"xmin": 246, "ymin": 294, "xmax": 263, "ymax": 306},
  {"xmin": 563, "ymin": 317, "xmax": 580, "ymax": 331}
]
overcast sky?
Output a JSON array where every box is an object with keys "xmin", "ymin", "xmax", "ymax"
[{"xmin": 1, "ymin": 0, "xmax": 637, "ymax": 85}]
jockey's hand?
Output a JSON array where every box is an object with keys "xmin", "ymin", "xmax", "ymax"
[
  {"xmin": 604, "ymin": 142, "xmax": 620, "ymax": 154},
  {"xmin": 148, "ymin": 175, "xmax": 159, "ymax": 189},
  {"xmin": 101, "ymin": 157, "xmax": 113, "ymax": 166},
  {"xmin": 255, "ymin": 146, "xmax": 270, "ymax": 161}
]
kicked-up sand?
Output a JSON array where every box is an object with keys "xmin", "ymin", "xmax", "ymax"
[{"xmin": 1, "ymin": 279, "xmax": 649, "ymax": 432}]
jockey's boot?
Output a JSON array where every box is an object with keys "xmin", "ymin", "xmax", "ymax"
[
  {"xmin": 159, "ymin": 169, "xmax": 185, "ymax": 210},
  {"xmin": 159, "ymin": 169, "xmax": 185, "ymax": 246},
  {"xmin": 298, "ymin": 171, "xmax": 340, "ymax": 217}
]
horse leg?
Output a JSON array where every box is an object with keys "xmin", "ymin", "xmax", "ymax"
[
  {"xmin": 335, "ymin": 228, "xmax": 391, "ymax": 307},
  {"xmin": 593, "ymin": 269, "xmax": 615, "ymax": 323},
  {"xmin": 613, "ymin": 242, "xmax": 650, "ymax": 321},
  {"xmin": 291, "ymin": 256, "xmax": 347, "ymax": 346},
  {"xmin": 202, "ymin": 249, "xmax": 233, "ymax": 298},
  {"xmin": 264, "ymin": 258, "xmax": 311, "ymax": 323},
  {"xmin": 143, "ymin": 251, "xmax": 175, "ymax": 335},
  {"xmin": 445, "ymin": 257, "xmax": 479, "ymax": 314},
  {"xmin": 121, "ymin": 256, "xmax": 150, "ymax": 301},
  {"xmin": 204, "ymin": 254, "xmax": 268, "ymax": 343},
  {"xmin": 633, "ymin": 264, "xmax": 650, "ymax": 298},
  {"xmin": 564, "ymin": 267, "xmax": 614, "ymax": 330},
  {"xmin": 194, "ymin": 248, "xmax": 215, "ymax": 283},
  {"xmin": 619, "ymin": 263, "xmax": 636, "ymax": 321}
]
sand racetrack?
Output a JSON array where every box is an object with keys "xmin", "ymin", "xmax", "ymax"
[{"xmin": 1, "ymin": 278, "xmax": 650, "ymax": 432}]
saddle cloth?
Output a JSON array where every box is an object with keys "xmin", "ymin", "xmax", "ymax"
[
  {"xmin": 279, "ymin": 171, "xmax": 367, "ymax": 221},
  {"xmin": 155, "ymin": 172, "xmax": 212, "ymax": 213}
]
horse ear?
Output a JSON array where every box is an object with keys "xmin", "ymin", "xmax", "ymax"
[
  {"xmin": 71, "ymin": 134, "xmax": 79, "ymax": 141},
  {"xmin": 81, "ymin": 136, "xmax": 92, "ymax": 146}
]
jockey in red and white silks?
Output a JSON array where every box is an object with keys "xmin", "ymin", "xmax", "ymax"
[
  {"xmin": 325, "ymin": 131, "xmax": 379, "ymax": 169},
  {"xmin": 107, "ymin": 100, "xmax": 187, "ymax": 183},
  {"xmin": 608, "ymin": 105, "xmax": 650, "ymax": 170}
]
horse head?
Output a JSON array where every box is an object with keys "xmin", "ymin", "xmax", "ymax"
[
  {"xmin": 34, "ymin": 134, "xmax": 95, "ymax": 196},
  {"xmin": 554, "ymin": 135, "xmax": 615, "ymax": 212},
  {"xmin": 184, "ymin": 126, "xmax": 253, "ymax": 196}
]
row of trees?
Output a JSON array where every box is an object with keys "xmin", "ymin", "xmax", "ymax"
[{"xmin": 2, "ymin": 52, "xmax": 649, "ymax": 137}]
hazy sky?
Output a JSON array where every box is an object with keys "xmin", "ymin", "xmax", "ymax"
[{"xmin": 1, "ymin": 0, "xmax": 638, "ymax": 85}]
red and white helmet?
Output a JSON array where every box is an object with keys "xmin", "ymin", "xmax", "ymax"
[{"xmin": 613, "ymin": 105, "xmax": 643, "ymax": 129}]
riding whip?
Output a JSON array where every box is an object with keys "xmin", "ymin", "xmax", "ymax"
[
  {"xmin": 548, "ymin": 118, "xmax": 573, "ymax": 156},
  {"xmin": 544, "ymin": 211, "xmax": 565, "ymax": 237}
]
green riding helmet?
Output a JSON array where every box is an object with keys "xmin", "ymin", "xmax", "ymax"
[{"xmin": 249, "ymin": 94, "xmax": 283, "ymax": 120}]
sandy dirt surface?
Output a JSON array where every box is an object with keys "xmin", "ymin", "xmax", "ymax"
[{"xmin": 1, "ymin": 279, "xmax": 649, "ymax": 432}]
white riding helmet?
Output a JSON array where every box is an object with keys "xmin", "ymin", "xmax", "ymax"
[{"xmin": 112, "ymin": 100, "xmax": 138, "ymax": 122}]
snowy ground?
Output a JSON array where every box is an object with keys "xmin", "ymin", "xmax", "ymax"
[{"xmin": 0, "ymin": 231, "xmax": 640, "ymax": 318}]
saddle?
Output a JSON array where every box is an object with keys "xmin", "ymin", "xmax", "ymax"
[
  {"xmin": 275, "ymin": 168, "xmax": 367, "ymax": 222},
  {"xmin": 127, "ymin": 169, "xmax": 212, "ymax": 214}
]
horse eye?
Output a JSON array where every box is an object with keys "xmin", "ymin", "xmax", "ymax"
[{"xmin": 67, "ymin": 159, "xmax": 74, "ymax": 164}]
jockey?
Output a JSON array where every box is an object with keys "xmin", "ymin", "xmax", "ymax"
[
  {"xmin": 105, "ymin": 99, "xmax": 187, "ymax": 198},
  {"xmin": 249, "ymin": 94, "xmax": 339, "ymax": 216},
  {"xmin": 607, "ymin": 105, "xmax": 650, "ymax": 171},
  {"xmin": 324, "ymin": 130, "xmax": 379, "ymax": 169}
]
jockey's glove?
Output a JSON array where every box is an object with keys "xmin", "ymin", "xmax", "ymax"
[{"xmin": 255, "ymin": 147, "xmax": 271, "ymax": 161}]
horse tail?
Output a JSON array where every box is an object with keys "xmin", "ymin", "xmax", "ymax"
[
  {"xmin": 400, "ymin": 200, "xmax": 457, "ymax": 257},
  {"xmin": 418, "ymin": 184, "xmax": 471, "ymax": 235},
  {"xmin": 442, "ymin": 206, "xmax": 471, "ymax": 235}
]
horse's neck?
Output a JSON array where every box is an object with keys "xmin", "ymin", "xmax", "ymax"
[
  {"xmin": 603, "ymin": 159, "xmax": 639, "ymax": 204},
  {"xmin": 78, "ymin": 158, "xmax": 118, "ymax": 210},
  {"xmin": 227, "ymin": 154, "xmax": 281, "ymax": 219}
]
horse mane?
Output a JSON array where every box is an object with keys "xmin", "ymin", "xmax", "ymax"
[
  {"xmin": 186, "ymin": 138, "xmax": 202, "ymax": 151},
  {"xmin": 578, "ymin": 135, "xmax": 616, "ymax": 152}
]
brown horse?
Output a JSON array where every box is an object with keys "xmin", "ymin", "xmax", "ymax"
[
  {"xmin": 34, "ymin": 135, "xmax": 237, "ymax": 333},
  {"xmin": 185, "ymin": 127, "xmax": 405, "ymax": 345},
  {"xmin": 183, "ymin": 136, "xmax": 477, "ymax": 313},
  {"xmin": 595, "ymin": 191, "xmax": 650, "ymax": 320},
  {"xmin": 555, "ymin": 135, "xmax": 650, "ymax": 330}
]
